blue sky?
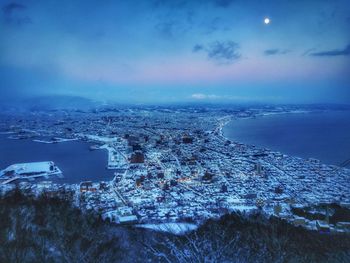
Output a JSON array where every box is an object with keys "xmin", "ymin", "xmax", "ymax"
[{"xmin": 1, "ymin": 0, "xmax": 349, "ymax": 104}]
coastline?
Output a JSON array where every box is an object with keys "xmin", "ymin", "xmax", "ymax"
[
  {"xmin": 220, "ymin": 109, "xmax": 313, "ymax": 145},
  {"xmin": 1, "ymin": 108, "xmax": 350, "ymax": 234},
  {"xmin": 221, "ymin": 109, "xmax": 350, "ymax": 167},
  {"xmin": 0, "ymin": 134, "xmax": 114, "ymax": 184}
]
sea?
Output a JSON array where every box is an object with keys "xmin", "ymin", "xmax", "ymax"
[
  {"xmin": 223, "ymin": 110, "xmax": 350, "ymax": 166},
  {"xmin": 0, "ymin": 135, "xmax": 115, "ymax": 184}
]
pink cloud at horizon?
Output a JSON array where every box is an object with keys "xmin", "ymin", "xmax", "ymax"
[{"xmin": 60, "ymin": 55, "xmax": 348, "ymax": 87}]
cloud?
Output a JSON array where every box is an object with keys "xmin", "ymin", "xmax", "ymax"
[
  {"xmin": 152, "ymin": 1, "xmax": 232, "ymax": 38},
  {"xmin": 190, "ymin": 93, "xmax": 279, "ymax": 102},
  {"xmin": 155, "ymin": 21, "xmax": 176, "ymax": 38},
  {"xmin": 213, "ymin": 0, "xmax": 235, "ymax": 8},
  {"xmin": 153, "ymin": 0, "xmax": 235, "ymax": 8},
  {"xmin": 264, "ymin": 49, "xmax": 290, "ymax": 56},
  {"xmin": 192, "ymin": 44, "xmax": 204, "ymax": 52},
  {"xmin": 309, "ymin": 44, "xmax": 350, "ymax": 57},
  {"xmin": 208, "ymin": 41, "xmax": 240, "ymax": 62},
  {"xmin": 193, "ymin": 41, "xmax": 241, "ymax": 64},
  {"xmin": 202, "ymin": 16, "xmax": 230, "ymax": 35},
  {"xmin": 2, "ymin": 2, "xmax": 25, "ymax": 14},
  {"xmin": 191, "ymin": 93, "xmax": 221, "ymax": 100},
  {"xmin": 155, "ymin": 20, "xmax": 189, "ymax": 39},
  {"xmin": 302, "ymin": 48, "xmax": 316, "ymax": 57},
  {"xmin": 2, "ymin": 2, "xmax": 31, "ymax": 25},
  {"xmin": 152, "ymin": 0, "xmax": 188, "ymax": 9}
]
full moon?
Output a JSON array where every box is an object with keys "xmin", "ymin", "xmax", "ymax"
[{"xmin": 264, "ymin": 18, "xmax": 270, "ymax": 24}]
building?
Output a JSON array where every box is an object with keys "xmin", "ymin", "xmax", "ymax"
[
  {"xmin": 336, "ymin": 222, "xmax": 350, "ymax": 231},
  {"xmin": 293, "ymin": 216, "xmax": 306, "ymax": 227},
  {"xmin": 0, "ymin": 162, "xmax": 62, "ymax": 185},
  {"xmin": 202, "ymin": 171, "xmax": 214, "ymax": 182},
  {"xmin": 0, "ymin": 161, "xmax": 61, "ymax": 177},
  {"xmin": 273, "ymin": 203, "xmax": 282, "ymax": 216},
  {"xmin": 182, "ymin": 134, "xmax": 193, "ymax": 144},
  {"xmin": 130, "ymin": 151, "xmax": 145, "ymax": 163},
  {"xmin": 127, "ymin": 135, "xmax": 139, "ymax": 146},
  {"xmin": 316, "ymin": 220, "xmax": 330, "ymax": 233},
  {"xmin": 80, "ymin": 181, "xmax": 96, "ymax": 192},
  {"xmin": 254, "ymin": 162, "xmax": 263, "ymax": 175},
  {"xmin": 118, "ymin": 215, "xmax": 138, "ymax": 224},
  {"xmin": 244, "ymin": 192, "xmax": 257, "ymax": 199}
]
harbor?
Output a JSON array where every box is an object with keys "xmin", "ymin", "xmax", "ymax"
[
  {"xmin": 0, "ymin": 134, "xmax": 115, "ymax": 184},
  {"xmin": 0, "ymin": 106, "xmax": 349, "ymax": 233}
]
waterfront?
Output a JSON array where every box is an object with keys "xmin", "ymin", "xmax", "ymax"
[
  {"xmin": 0, "ymin": 135, "xmax": 114, "ymax": 183},
  {"xmin": 0, "ymin": 106, "xmax": 349, "ymax": 233},
  {"xmin": 224, "ymin": 110, "xmax": 350, "ymax": 166}
]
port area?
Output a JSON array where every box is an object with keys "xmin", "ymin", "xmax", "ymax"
[
  {"xmin": 33, "ymin": 138, "xmax": 78, "ymax": 144},
  {"xmin": 80, "ymin": 134, "xmax": 129, "ymax": 170},
  {"xmin": 0, "ymin": 161, "xmax": 62, "ymax": 184}
]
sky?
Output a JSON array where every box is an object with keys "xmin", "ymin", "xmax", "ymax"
[{"xmin": 0, "ymin": 0, "xmax": 350, "ymax": 104}]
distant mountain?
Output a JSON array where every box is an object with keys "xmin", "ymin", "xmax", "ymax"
[{"xmin": 22, "ymin": 95, "xmax": 98, "ymax": 111}]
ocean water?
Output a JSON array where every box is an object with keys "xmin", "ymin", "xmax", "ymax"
[
  {"xmin": 0, "ymin": 135, "xmax": 114, "ymax": 183},
  {"xmin": 223, "ymin": 110, "xmax": 350, "ymax": 166}
]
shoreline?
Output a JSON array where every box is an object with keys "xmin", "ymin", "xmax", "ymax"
[
  {"xmin": 220, "ymin": 110, "xmax": 350, "ymax": 167},
  {"xmin": 0, "ymin": 135, "xmax": 114, "ymax": 184},
  {"xmin": 1, "ymin": 109, "xmax": 349, "ymax": 233},
  {"xmin": 220, "ymin": 110, "xmax": 313, "ymax": 140}
]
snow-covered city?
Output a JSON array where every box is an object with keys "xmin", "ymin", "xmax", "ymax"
[
  {"xmin": 1, "ymin": 106, "xmax": 349, "ymax": 235},
  {"xmin": 1, "ymin": 0, "xmax": 350, "ymax": 261}
]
